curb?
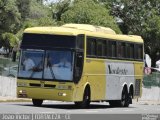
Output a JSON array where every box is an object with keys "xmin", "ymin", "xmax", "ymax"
[{"xmin": 0, "ymin": 97, "xmax": 31, "ymax": 102}]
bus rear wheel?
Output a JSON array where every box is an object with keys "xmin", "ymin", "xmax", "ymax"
[
  {"xmin": 119, "ymin": 88, "xmax": 129, "ymax": 107},
  {"xmin": 75, "ymin": 87, "xmax": 90, "ymax": 108},
  {"xmin": 109, "ymin": 88, "xmax": 129, "ymax": 107},
  {"xmin": 32, "ymin": 99, "xmax": 43, "ymax": 107}
]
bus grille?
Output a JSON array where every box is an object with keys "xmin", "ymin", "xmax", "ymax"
[{"xmin": 134, "ymin": 79, "xmax": 141, "ymax": 96}]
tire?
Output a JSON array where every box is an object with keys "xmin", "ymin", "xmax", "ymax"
[
  {"xmin": 128, "ymin": 92, "xmax": 133, "ymax": 104},
  {"xmin": 120, "ymin": 88, "xmax": 129, "ymax": 107},
  {"xmin": 75, "ymin": 87, "xmax": 90, "ymax": 108},
  {"xmin": 109, "ymin": 88, "xmax": 129, "ymax": 107},
  {"xmin": 32, "ymin": 99, "xmax": 43, "ymax": 107}
]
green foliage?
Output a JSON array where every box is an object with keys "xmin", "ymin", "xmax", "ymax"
[
  {"xmin": 0, "ymin": 0, "xmax": 21, "ymax": 34},
  {"xmin": 16, "ymin": 0, "xmax": 56, "ymax": 40},
  {"xmin": 2, "ymin": 33, "xmax": 18, "ymax": 48},
  {"xmin": 24, "ymin": 17, "xmax": 56, "ymax": 28},
  {"xmin": 61, "ymin": 0, "xmax": 121, "ymax": 33},
  {"xmin": 100, "ymin": 0, "xmax": 160, "ymax": 66},
  {"xmin": 16, "ymin": 0, "xmax": 31, "ymax": 21},
  {"xmin": 52, "ymin": 0, "xmax": 71, "ymax": 21},
  {"xmin": 29, "ymin": 0, "xmax": 51, "ymax": 19}
]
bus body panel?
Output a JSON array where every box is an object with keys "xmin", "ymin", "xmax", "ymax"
[
  {"xmin": 17, "ymin": 80, "xmax": 75, "ymax": 101},
  {"xmin": 134, "ymin": 62, "xmax": 143, "ymax": 98},
  {"xmin": 105, "ymin": 60, "xmax": 135, "ymax": 100},
  {"xmin": 72, "ymin": 77, "xmax": 88, "ymax": 102},
  {"xmin": 84, "ymin": 58, "xmax": 106, "ymax": 101},
  {"xmin": 17, "ymin": 24, "xmax": 144, "ymax": 104}
]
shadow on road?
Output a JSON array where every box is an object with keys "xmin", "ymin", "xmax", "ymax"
[{"xmin": 14, "ymin": 102, "xmax": 136, "ymax": 110}]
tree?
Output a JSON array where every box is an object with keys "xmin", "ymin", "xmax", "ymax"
[
  {"xmin": 51, "ymin": 0, "xmax": 71, "ymax": 21},
  {"xmin": 16, "ymin": 0, "xmax": 31, "ymax": 21},
  {"xmin": 29, "ymin": 0, "xmax": 51, "ymax": 19},
  {"xmin": 100, "ymin": 0, "xmax": 160, "ymax": 66},
  {"xmin": 15, "ymin": 0, "xmax": 55, "ymax": 40},
  {"xmin": 1, "ymin": 33, "xmax": 19, "ymax": 52},
  {"xmin": 0, "ymin": 0, "xmax": 21, "ymax": 34},
  {"xmin": 61, "ymin": 0, "xmax": 121, "ymax": 33}
]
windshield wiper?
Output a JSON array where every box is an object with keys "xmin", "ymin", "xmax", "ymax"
[
  {"xmin": 47, "ymin": 55, "xmax": 55, "ymax": 79},
  {"xmin": 49, "ymin": 65, "xmax": 55, "ymax": 79}
]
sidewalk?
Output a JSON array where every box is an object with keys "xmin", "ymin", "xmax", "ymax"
[
  {"xmin": 0, "ymin": 96, "xmax": 31, "ymax": 102},
  {"xmin": 133, "ymin": 99, "xmax": 160, "ymax": 105}
]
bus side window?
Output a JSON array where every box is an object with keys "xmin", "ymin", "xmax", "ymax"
[
  {"xmin": 126, "ymin": 43, "xmax": 134, "ymax": 59},
  {"xmin": 117, "ymin": 42, "xmax": 125, "ymax": 58},
  {"xmin": 130, "ymin": 44, "xmax": 134, "ymax": 59},
  {"xmin": 126, "ymin": 43, "xmax": 130, "ymax": 59},
  {"xmin": 87, "ymin": 37, "xmax": 96, "ymax": 57},
  {"xmin": 138, "ymin": 45, "xmax": 143, "ymax": 60},
  {"xmin": 117, "ymin": 42, "xmax": 121, "ymax": 58},
  {"xmin": 134, "ymin": 44, "xmax": 143, "ymax": 60},
  {"xmin": 97, "ymin": 39, "xmax": 106, "ymax": 58},
  {"xmin": 108, "ymin": 41, "xmax": 116, "ymax": 58}
]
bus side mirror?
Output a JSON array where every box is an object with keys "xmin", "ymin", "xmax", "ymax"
[{"xmin": 74, "ymin": 53, "xmax": 83, "ymax": 84}]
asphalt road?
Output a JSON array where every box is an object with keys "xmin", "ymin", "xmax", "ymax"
[{"xmin": 0, "ymin": 101, "xmax": 159, "ymax": 120}]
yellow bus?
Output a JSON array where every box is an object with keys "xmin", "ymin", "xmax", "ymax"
[{"xmin": 17, "ymin": 24, "xmax": 144, "ymax": 108}]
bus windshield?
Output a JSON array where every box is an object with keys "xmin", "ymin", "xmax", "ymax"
[{"xmin": 18, "ymin": 49, "xmax": 74, "ymax": 81}]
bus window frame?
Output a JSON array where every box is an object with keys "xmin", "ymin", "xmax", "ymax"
[
  {"xmin": 108, "ymin": 40, "xmax": 117, "ymax": 59},
  {"xmin": 87, "ymin": 37, "xmax": 97, "ymax": 58},
  {"xmin": 17, "ymin": 48, "xmax": 77, "ymax": 82},
  {"xmin": 117, "ymin": 41, "xmax": 126, "ymax": 59},
  {"xmin": 134, "ymin": 43, "xmax": 143, "ymax": 61},
  {"xmin": 86, "ymin": 36, "xmax": 143, "ymax": 62},
  {"xmin": 96, "ymin": 38, "xmax": 107, "ymax": 58}
]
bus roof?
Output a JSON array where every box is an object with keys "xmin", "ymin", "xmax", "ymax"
[{"xmin": 24, "ymin": 24, "xmax": 143, "ymax": 43}]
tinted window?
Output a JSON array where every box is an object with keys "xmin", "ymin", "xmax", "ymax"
[
  {"xmin": 21, "ymin": 33, "xmax": 76, "ymax": 49},
  {"xmin": 97, "ymin": 40, "xmax": 106, "ymax": 57},
  {"xmin": 108, "ymin": 41, "xmax": 116, "ymax": 57},
  {"xmin": 130, "ymin": 44, "xmax": 134, "ymax": 59},
  {"xmin": 126, "ymin": 43, "xmax": 134, "ymax": 59},
  {"xmin": 134, "ymin": 44, "xmax": 143, "ymax": 60},
  {"xmin": 138, "ymin": 45, "xmax": 143, "ymax": 59},
  {"xmin": 117, "ymin": 42, "xmax": 125, "ymax": 58},
  {"xmin": 77, "ymin": 34, "xmax": 84, "ymax": 49},
  {"xmin": 87, "ymin": 37, "xmax": 96, "ymax": 56}
]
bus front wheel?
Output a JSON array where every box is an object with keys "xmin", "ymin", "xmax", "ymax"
[
  {"xmin": 74, "ymin": 87, "xmax": 90, "ymax": 108},
  {"xmin": 32, "ymin": 99, "xmax": 43, "ymax": 106}
]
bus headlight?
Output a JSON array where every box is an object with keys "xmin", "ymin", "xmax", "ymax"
[
  {"xmin": 19, "ymin": 90, "xmax": 26, "ymax": 94},
  {"xmin": 58, "ymin": 92, "xmax": 67, "ymax": 96},
  {"xmin": 18, "ymin": 90, "xmax": 27, "ymax": 98}
]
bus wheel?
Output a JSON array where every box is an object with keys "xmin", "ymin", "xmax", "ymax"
[
  {"xmin": 128, "ymin": 91, "xmax": 133, "ymax": 104},
  {"xmin": 32, "ymin": 99, "xmax": 43, "ymax": 106},
  {"xmin": 75, "ymin": 87, "xmax": 90, "ymax": 108},
  {"xmin": 120, "ymin": 88, "xmax": 129, "ymax": 107}
]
